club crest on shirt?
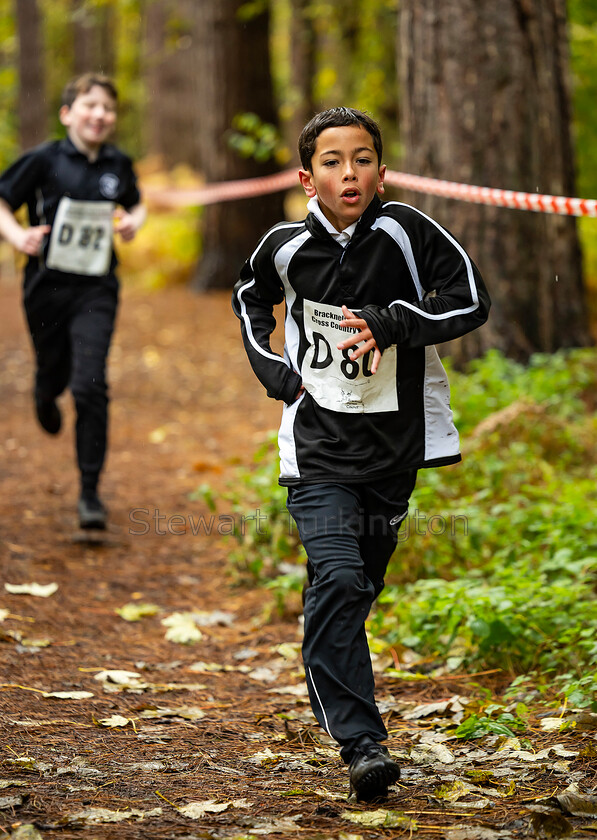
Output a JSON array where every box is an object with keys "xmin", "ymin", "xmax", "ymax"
[{"xmin": 99, "ymin": 173, "xmax": 119, "ymax": 199}]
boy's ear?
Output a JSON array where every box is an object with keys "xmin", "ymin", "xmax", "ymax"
[
  {"xmin": 59, "ymin": 105, "xmax": 72, "ymax": 128},
  {"xmin": 298, "ymin": 169, "xmax": 317, "ymax": 198},
  {"xmin": 377, "ymin": 164, "xmax": 387, "ymax": 195}
]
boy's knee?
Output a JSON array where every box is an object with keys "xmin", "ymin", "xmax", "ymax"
[
  {"xmin": 71, "ymin": 376, "xmax": 108, "ymax": 406},
  {"xmin": 318, "ymin": 562, "xmax": 373, "ymax": 601}
]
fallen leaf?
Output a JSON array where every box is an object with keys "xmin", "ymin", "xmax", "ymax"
[
  {"xmin": 529, "ymin": 809, "xmax": 574, "ymax": 838},
  {"xmin": 20, "ymin": 638, "xmax": 51, "ymax": 648},
  {"xmin": 446, "ymin": 826, "xmax": 514, "ymax": 840},
  {"xmin": 42, "ymin": 691, "xmax": 94, "ymax": 699},
  {"xmin": 570, "ymin": 711, "xmax": 597, "ymax": 731},
  {"xmin": 0, "ymin": 794, "xmax": 24, "ymax": 809},
  {"xmin": 67, "ymin": 806, "xmax": 162, "ymax": 824},
  {"xmin": 271, "ymin": 642, "xmax": 301, "ymax": 660},
  {"xmin": 161, "ymin": 612, "xmax": 203, "ymax": 644},
  {"xmin": 540, "ymin": 717, "xmax": 565, "ymax": 733},
  {"xmin": 138, "ymin": 705, "xmax": 205, "ymax": 721},
  {"xmin": 116, "ymin": 602, "xmax": 161, "ymax": 621},
  {"xmin": 5, "ymin": 582, "xmax": 58, "ymax": 597},
  {"xmin": 550, "ymin": 784, "xmax": 597, "ymax": 819},
  {"xmin": 5, "ymin": 757, "xmax": 52, "ymax": 773},
  {"xmin": 247, "ymin": 747, "xmax": 292, "ymax": 766},
  {"xmin": 452, "ymin": 798, "xmax": 492, "ymax": 810},
  {"xmin": 267, "ymin": 684, "xmax": 309, "ymax": 696},
  {"xmin": 96, "ymin": 714, "xmax": 136, "ymax": 728},
  {"xmin": 93, "ymin": 669, "xmax": 148, "ymax": 691},
  {"xmin": 178, "ymin": 800, "xmax": 229, "ymax": 818},
  {"xmin": 410, "ymin": 742, "xmax": 456, "ymax": 765},
  {"xmin": 403, "ymin": 696, "xmax": 465, "ymax": 720},
  {"xmin": 191, "ymin": 610, "xmax": 235, "ymax": 627},
  {"xmin": 248, "ymin": 666, "xmax": 278, "ymax": 682},
  {"xmin": 9, "ymin": 825, "xmax": 45, "ymax": 840},
  {"xmin": 238, "ymin": 815, "xmax": 302, "ymax": 834},
  {"xmin": 342, "ymin": 809, "xmax": 416, "ymax": 829},
  {"xmin": 188, "ymin": 660, "xmax": 225, "ymax": 673},
  {"xmin": 434, "ymin": 780, "xmax": 475, "ymax": 802},
  {"xmin": 0, "ymin": 609, "xmax": 8, "ymax": 621}
]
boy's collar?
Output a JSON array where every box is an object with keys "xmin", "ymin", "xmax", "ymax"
[
  {"xmin": 306, "ymin": 195, "xmax": 382, "ymax": 242},
  {"xmin": 307, "ymin": 197, "xmax": 358, "ymax": 241},
  {"xmin": 61, "ymin": 135, "xmax": 116, "ymax": 161}
]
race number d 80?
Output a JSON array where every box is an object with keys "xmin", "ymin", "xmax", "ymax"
[{"xmin": 301, "ymin": 299, "xmax": 398, "ymax": 414}]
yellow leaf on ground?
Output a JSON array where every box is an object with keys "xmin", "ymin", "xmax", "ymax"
[{"xmin": 116, "ymin": 602, "xmax": 161, "ymax": 621}]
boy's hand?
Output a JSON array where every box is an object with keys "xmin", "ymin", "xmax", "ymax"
[
  {"xmin": 113, "ymin": 208, "xmax": 138, "ymax": 242},
  {"xmin": 14, "ymin": 224, "xmax": 51, "ymax": 256},
  {"xmin": 337, "ymin": 305, "xmax": 382, "ymax": 374}
]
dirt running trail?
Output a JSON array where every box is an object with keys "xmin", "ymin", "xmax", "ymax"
[{"xmin": 1, "ymin": 272, "xmax": 595, "ymax": 840}]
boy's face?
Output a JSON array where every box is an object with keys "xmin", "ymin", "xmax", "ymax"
[
  {"xmin": 59, "ymin": 85, "xmax": 117, "ymax": 155},
  {"xmin": 299, "ymin": 125, "xmax": 386, "ymax": 231}
]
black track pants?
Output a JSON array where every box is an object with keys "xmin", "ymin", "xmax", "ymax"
[
  {"xmin": 24, "ymin": 274, "xmax": 118, "ymax": 493},
  {"xmin": 287, "ymin": 472, "xmax": 417, "ymax": 763}
]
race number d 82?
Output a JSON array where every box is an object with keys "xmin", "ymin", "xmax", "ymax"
[{"xmin": 46, "ymin": 198, "xmax": 114, "ymax": 276}]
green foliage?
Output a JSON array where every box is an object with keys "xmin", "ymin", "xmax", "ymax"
[
  {"xmin": 371, "ymin": 348, "xmax": 597, "ymax": 708},
  {"xmin": 226, "ymin": 112, "xmax": 289, "ymax": 165},
  {"xmin": 212, "ymin": 348, "xmax": 597, "ymax": 707},
  {"xmin": 0, "ymin": 2, "xmax": 17, "ymax": 171},
  {"xmin": 455, "ymin": 710, "xmax": 526, "ymax": 740},
  {"xmin": 569, "ymin": 0, "xmax": 597, "ymax": 200},
  {"xmin": 199, "ymin": 432, "xmax": 302, "ymax": 583}
]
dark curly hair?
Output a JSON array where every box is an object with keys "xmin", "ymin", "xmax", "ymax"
[{"xmin": 298, "ymin": 107, "xmax": 383, "ymax": 171}]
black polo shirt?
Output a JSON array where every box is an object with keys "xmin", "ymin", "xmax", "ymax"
[{"xmin": 0, "ymin": 136, "xmax": 141, "ymax": 278}]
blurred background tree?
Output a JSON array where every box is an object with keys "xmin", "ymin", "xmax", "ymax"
[
  {"xmin": 2, "ymin": 0, "xmax": 596, "ymax": 354},
  {"xmin": 400, "ymin": 0, "xmax": 592, "ymax": 361}
]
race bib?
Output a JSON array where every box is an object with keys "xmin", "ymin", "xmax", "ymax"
[
  {"xmin": 46, "ymin": 198, "xmax": 114, "ymax": 276},
  {"xmin": 301, "ymin": 299, "xmax": 398, "ymax": 413}
]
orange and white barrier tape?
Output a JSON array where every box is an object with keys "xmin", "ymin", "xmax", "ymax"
[
  {"xmin": 145, "ymin": 168, "xmax": 597, "ymax": 218},
  {"xmin": 384, "ymin": 171, "xmax": 597, "ymax": 217},
  {"xmin": 144, "ymin": 169, "xmax": 298, "ymax": 208}
]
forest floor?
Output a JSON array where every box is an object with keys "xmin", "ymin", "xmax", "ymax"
[{"xmin": 1, "ymin": 269, "xmax": 596, "ymax": 840}]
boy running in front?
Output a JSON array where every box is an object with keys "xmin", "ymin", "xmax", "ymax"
[{"xmin": 233, "ymin": 107, "xmax": 490, "ymax": 800}]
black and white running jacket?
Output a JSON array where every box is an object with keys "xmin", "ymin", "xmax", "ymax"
[{"xmin": 232, "ymin": 194, "xmax": 490, "ymax": 486}]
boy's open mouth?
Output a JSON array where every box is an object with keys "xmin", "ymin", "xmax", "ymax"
[{"xmin": 341, "ymin": 189, "xmax": 360, "ymax": 200}]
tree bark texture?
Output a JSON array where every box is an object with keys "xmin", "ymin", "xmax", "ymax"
[
  {"xmin": 193, "ymin": 0, "xmax": 286, "ymax": 290},
  {"xmin": 399, "ymin": 0, "xmax": 592, "ymax": 362},
  {"xmin": 15, "ymin": 0, "xmax": 47, "ymax": 151},
  {"xmin": 287, "ymin": 0, "xmax": 317, "ymax": 163},
  {"xmin": 144, "ymin": 0, "xmax": 201, "ymax": 169},
  {"xmin": 72, "ymin": 0, "xmax": 115, "ymax": 78}
]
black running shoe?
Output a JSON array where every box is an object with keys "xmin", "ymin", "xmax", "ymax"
[
  {"xmin": 78, "ymin": 493, "xmax": 107, "ymax": 530},
  {"xmin": 348, "ymin": 743, "xmax": 400, "ymax": 802},
  {"xmin": 35, "ymin": 397, "xmax": 61, "ymax": 435}
]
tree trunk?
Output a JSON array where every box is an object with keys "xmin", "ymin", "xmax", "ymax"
[
  {"xmin": 399, "ymin": 0, "xmax": 592, "ymax": 362},
  {"xmin": 287, "ymin": 0, "xmax": 317, "ymax": 162},
  {"xmin": 72, "ymin": 0, "xmax": 115, "ymax": 78},
  {"xmin": 143, "ymin": 0, "xmax": 201, "ymax": 169},
  {"xmin": 193, "ymin": 0, "xmax": 285, "ymax": 290},
  {"xmin": 15, "ymin": 0, "xmax": 47, "ymax": 150}
]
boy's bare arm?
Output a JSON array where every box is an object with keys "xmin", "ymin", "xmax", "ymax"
[
  {"xmin": 337, "ymin": 305, "xmax": 382, "ymax": 374},
  {"xmin": 114, "ymin": 202, "xmax": 147, "ymax": 242},
  {"xmin": 0, "ymin": 198, "xmax": 50, "ymax": 255}
]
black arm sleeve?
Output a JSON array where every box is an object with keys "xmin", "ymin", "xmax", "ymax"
[
  {"xmin": 361, "ymin": 210, "xmax": 490, "ymax": 350},
  {"xmin": 232, "ymin": 232, "xmax": 302, "ymax": 405},
  {"xmin": 0, "ymin": 147, "xmax": 45, "ymax": 211}
]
